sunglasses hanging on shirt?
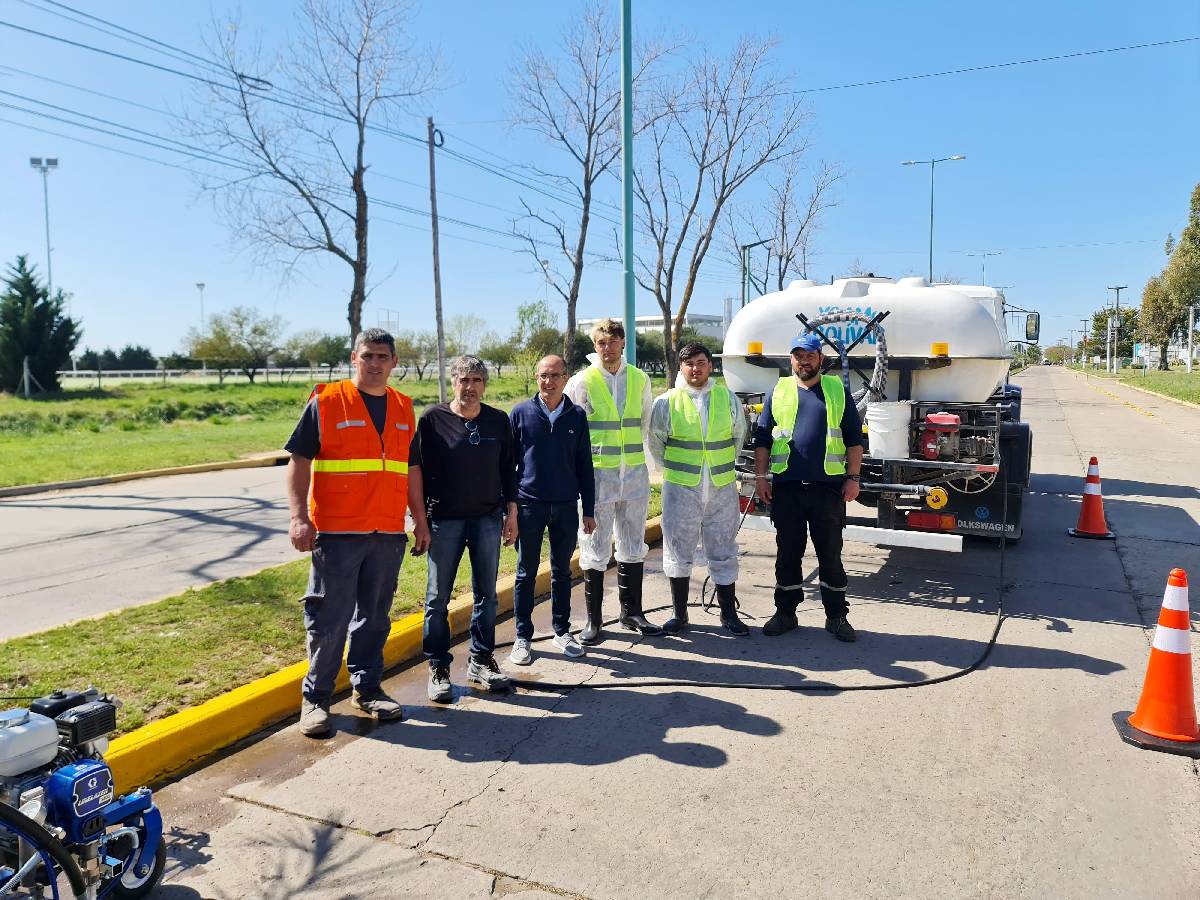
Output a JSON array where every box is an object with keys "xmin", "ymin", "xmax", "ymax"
[{"xmin": 464, "ymin": 419, "xmax": 481, "ymax": 446}]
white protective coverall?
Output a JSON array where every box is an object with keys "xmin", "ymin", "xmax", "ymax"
[
  {"xmin": 648, "ymin": 373, "xmax": 748, "ymax": 586},
  {"xmin": 564, "ymin": 354, "xmax": 655, "ymax": 571}
]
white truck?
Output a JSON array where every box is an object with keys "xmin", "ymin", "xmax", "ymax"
[{"xmin": 722, "ymin": 275, "xmax": 1039, "ymax": 550}]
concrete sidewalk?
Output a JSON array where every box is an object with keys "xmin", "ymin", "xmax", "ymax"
[{"xmin": 151, "ymin": 367, "xmax": 1200, "ymax": 898}]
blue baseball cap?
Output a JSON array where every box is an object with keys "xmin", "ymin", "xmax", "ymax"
[{"xmin": 789, "ymin": 332, "xmax": 824, "ymax": 353}]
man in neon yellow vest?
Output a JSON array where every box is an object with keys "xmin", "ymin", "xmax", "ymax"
[
  {"xmin": 648, "ymin": 342, "xmax": 749, "ymax": 635},
  {"xmin": 753, "ymin": 331, "xmax": 864, "ymax": 642},
  {"xmin": 564, "ymin": 318, "xmax": 662, "ymax": 641}
]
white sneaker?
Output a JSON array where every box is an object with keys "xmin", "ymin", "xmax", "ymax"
[
  {"xmin": 552, "ymin": 631, "xmax": 585, "ymax": 658},
  {"xmin": 510, "ymin": 637, "xmax": 533, "ymax": 666}
]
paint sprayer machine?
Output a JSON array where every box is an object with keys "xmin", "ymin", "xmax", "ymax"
[{"xmin": 0, "ymin": 688, "xmax": 164, "ymax": 899}]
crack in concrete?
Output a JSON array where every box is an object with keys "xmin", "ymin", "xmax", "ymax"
[
  {"xmin": 413, "ymin": 849, "xmax": 593, "ymax": 898},
  {"xmin": 415, "ymin": 647, "xmax": 622, "ymax": 854}
]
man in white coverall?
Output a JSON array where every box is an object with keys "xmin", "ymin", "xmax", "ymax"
[
  {"xmin": 564, "ymin": 318, "xmax": 662, "ymax": 643},
  {"xmin": 648, "ymin": 342, "xmax": 749, "ymax": 636}
]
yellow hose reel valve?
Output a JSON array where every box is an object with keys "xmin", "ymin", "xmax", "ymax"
[{"xmin": 926, "ymin": 487, "xmax": 949, "ymax": 509}]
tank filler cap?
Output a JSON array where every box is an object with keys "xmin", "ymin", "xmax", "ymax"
[
  {"xmin": 787, "ymin": 279, "xmax": 817, "ymax": 289},
  {"xmin": 897, "ymin": 276, "xmax": 929, "ymax": 287}
]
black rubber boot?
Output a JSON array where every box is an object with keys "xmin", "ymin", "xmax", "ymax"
[
  {"xmin": 715, "ymin": 583, "xmax": 749, "ymax": 636},
  {"xmin": 579, "ymin": 569, "xmax": 606, "ymax": 646},
  {"xmin": 662, "ymin": 576, "xmax": 690, "ymax": 634},
  {"xmin": 617, "ymin": 562, "xmax": 662, "ymax": 635}
]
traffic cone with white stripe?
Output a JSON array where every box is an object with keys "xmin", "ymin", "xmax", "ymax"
[
  {"xmin": 1067, "ymin": 456, "xmax": 1114, "ymax": 540},
  {"xmin": 1114, "ymin": 568, "xmax": 1200, "ymax": 757}
]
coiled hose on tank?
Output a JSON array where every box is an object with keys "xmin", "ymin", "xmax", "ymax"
[{"xmin": 801, "ymin": 308, "xmax": 889, "ymax": 415}]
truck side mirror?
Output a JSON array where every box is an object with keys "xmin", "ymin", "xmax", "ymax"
[{"xmin": 1025, "ymin": 313, "xmax": 1040, "ymax": 343}]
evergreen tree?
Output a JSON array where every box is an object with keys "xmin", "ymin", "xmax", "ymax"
[{"xmin": 0, "ymin": 256, "xmax": 81, "ymax": 393}]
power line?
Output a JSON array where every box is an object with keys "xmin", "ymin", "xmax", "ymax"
[{"xmin": 783, "ymin": 36, "xmax": 1200, "ymax": 97}]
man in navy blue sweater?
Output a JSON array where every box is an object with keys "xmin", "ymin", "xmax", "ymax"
[{"xmin": 509, "ymin": 354, "xmax": 597, "ymax": 666}]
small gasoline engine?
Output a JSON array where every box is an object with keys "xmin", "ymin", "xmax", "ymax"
[
  {"xmin": 0, "ymin": 688, "xmax": 164, "ymax": 899},
  {"xmin": 918, "ymin": 411, "xmax": 996, "ymax": 463}
]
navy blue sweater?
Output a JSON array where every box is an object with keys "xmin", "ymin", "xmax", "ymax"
[{"xmin": 509, "ymin": 395, "xmax": 596, "ymax": 517}]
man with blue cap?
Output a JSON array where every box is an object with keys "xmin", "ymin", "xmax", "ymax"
[{"xmin": 752, "ymin": 330, "xmax": 864, "ymax": 641}]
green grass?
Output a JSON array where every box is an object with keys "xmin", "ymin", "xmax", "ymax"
[
  {"xmin": 0, "ymin": 485, "xmax": 662, "ymax": 735},
  {"xmin": 0, "ymin": 374, "xmax": 602, "ymax": 488},
  {"xmin": 1114, "ymin": 369, "xmax": 1200, "ymax": 404}
]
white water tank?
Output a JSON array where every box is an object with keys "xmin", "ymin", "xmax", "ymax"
[{"xmin": 723, "ymin": 277, "xmax": 1011, "ymax": 403}]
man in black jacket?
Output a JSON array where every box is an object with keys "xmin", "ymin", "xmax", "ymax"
[
  {"xmin": 409, "ymin": 356, "xmax": 518, "ymax": 702},
  {"xmin": 508, "ymin": 355, "xmax": 597, "ymax": 666}
]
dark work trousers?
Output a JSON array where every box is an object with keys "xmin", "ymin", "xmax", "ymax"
[
  {"xmin": 302, "ymin": 533, "xmax": 407, "ymax": 704},
  {"xmin": 513, "ymin": 500, "xmax": 579, "ymax": 640},
  {"xmin": 769, "ymin": 480, "xmax": 849, "ymax": 619}
]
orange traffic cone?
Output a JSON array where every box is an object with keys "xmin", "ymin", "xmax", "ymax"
[
  {"xmin": 1114, "ymin": 568, "xmax": 1200, "ymax": 757},
  {"xmin": 1067, "ymin": 456, "xmax": 1114, "ymax": 540}
]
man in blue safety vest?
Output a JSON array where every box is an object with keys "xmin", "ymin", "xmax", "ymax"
[{"xmin": 753, "ymin": 331, "xmax": 864, "ymax": 642}]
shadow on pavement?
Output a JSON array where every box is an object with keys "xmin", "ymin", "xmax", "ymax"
[
  {"xmin": 389, "ymin": 687, "xmax": 781, "ymax": 769},
  {"xmin": 1030, "ymin": 473, "xmax": 1200, "ymax": 501}
]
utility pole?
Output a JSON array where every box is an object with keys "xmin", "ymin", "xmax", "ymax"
[
  {"xmin": 1108, "ymin": 285, "xmax": 1127, "ymax": 374},
  {"xmin": 1080, "ymin": 317, "xmax": 1090, "ymax": 369},
  {"xmin": 427, "ymin": 117, "xmax": 447, "ymax": 403},
  {"xmin": 195, "ymin": 282, "xmax": 208, "ymax": 374},
  {"xmin": 740, "ymin": 239, "xmax": 769, "ymax": 308}
]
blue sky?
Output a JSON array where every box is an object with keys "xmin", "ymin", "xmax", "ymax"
[{"xmin": 1, "ymin": 0, "xmax": 1197, "ymax": 354}]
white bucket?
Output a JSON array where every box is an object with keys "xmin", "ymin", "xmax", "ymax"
[{"xmin": 866, "ymin": 401, "xmax": 911, "ymax": 460}]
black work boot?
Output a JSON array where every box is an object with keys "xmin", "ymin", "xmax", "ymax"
[
  {"xmin": 617, "ymin": 562, "xmax": 662, "ymax": 635},
  {"xmin": 662, "ymin": 576, "xmax": 691, "ymax": 634},
  {"xmin": 825, "ymin": 616, "xmax": 858, "ymax": 642},
  {"xmin": 762, "ymin": 605, "xmax": 799, "ymax": 637},
  {"xmin": 579, "ymin": 569, "xmax": 606, "ymax": 646},
  {"xmin": 715, "ymin": 583, "xmax": 749, "ymax": 636}
]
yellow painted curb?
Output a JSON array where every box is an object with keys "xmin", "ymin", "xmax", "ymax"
[
  {"xmin": 106, "ymin": 515, "xmax": 664, "ymax": 791},
  {"xmin": 0, "ymin": 452, "xmax": 290, "ymax": 498}
]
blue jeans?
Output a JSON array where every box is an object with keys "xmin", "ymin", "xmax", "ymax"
[
  {"xmin": 513, "ymin": 500, "xmax": 579, "ymax": 640},
  {"xmin": 302, "ymin": 534, "xmax": 406, "ymax": 704},
  {"xmin": 423, "ymin": 511, "xmax": 503, "ymax": 667}
]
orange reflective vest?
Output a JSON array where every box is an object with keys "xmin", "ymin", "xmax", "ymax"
[{"xmin": 309, "ymin": 379, "xmax": 413, "ymax": 534}]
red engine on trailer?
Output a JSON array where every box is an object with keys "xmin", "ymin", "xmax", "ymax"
[{"xmin": 920, "ymin": 412, "xmax": 961, "ymax": 461}]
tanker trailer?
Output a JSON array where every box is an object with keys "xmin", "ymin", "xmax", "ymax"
[{"xmin": 723, "ymin": 275, "xmax": 1038, "ymax": 548}]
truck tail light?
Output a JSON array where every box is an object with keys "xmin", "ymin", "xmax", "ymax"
[{"xmin": 906, "ymin": 511, "xmax": 956, "ymax": 531}]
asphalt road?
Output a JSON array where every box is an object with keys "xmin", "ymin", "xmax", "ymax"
[
  {"xmin": 0, "ymin": 465, "xmax": 294, "ymax": 639},
  {"xmin": 150, "ymin": 366, "xmax": 1200, "ymax": 899}
]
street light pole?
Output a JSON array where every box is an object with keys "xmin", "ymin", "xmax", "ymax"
[
  {"xmin": 29, "ymin": 156, "xmax": 59, "ymax": 299},
  {"xmin": 195, "ymin": 282, "xmax": 206, "ymax": 335},
  {"xmin": 902, "ymin": 154, "xmax": 965, "ymax": 282},
  {"xmin": 966, "ymin": 250, "xmax": 1000, "ymax": 285},
  {"xmin": 1108, "ymin": 285, "xmax": 1127, "ymax": 373},
  {"xmin": 1188, "ymin": 305, "xmax": 1196, "ymax": 374},
  {"xmin": 1080, "ymin": 318, "xmax": 1091, "ymax": 369}
]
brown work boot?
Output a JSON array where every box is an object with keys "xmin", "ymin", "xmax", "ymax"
[{"xmin": 351, "ymin": 688, "xmax": 404, "ymax": 721}]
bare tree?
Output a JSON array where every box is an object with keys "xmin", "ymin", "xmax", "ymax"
[
  {"xmin": 188, "ymin": 0, "xmax": 438, "ymax": 341},
  {"xmin": 726, "ymin": 159, "xmax": 842, "ymax": 295},
  {"xmin": 510, "ymin": 2, "xmax": 667, "ymax": 368},
  {"xmin": 633, "ymin": 38, "xmax": 807, "ymax": 381}
]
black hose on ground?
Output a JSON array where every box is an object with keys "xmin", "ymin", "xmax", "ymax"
[{"xmin": 505, "ymin": 471, "xmax": 1010, "ymax": 695}]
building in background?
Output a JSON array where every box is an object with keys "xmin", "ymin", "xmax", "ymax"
[{"xmin": 577, "ymin": 313, "xmax": 725, "ymax": 339}]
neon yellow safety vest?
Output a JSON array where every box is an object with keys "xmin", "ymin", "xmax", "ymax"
[
  {"xmin": 768, "ymin": 374, "xmax": 847, "ymax": 476},
  {"xmin": 583, "ymin": 364, "xmax": 647, "ymax": 469},
  {"xmin": 662, "ymin": 382, "xmax": 738, "ymax": 488}
]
